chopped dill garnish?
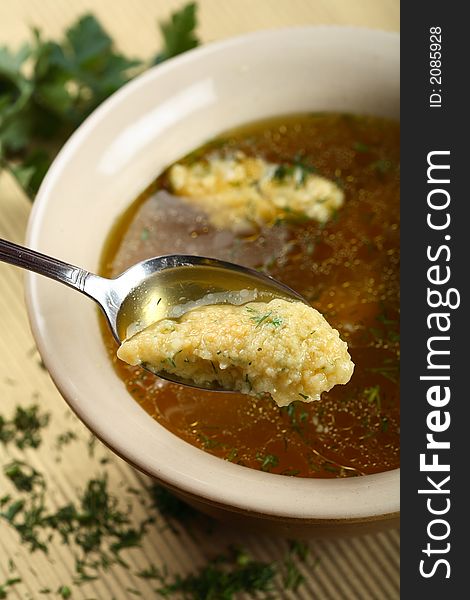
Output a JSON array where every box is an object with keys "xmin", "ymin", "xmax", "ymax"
[
  {"xmin": 282, "ymin": 540, "xmax": 310, "ymax": 591},
  {"xmin": 156, "ymin": 546, "xmax": 276, "ymax": 599},
  {"xmin": 0, "ymin": 473, "xmax": 152, "ymax": 574},
  {"xmin": 126, "ymin": 588, "xmax": 142, "ymax": 596},
  {"xmin": 376, "ymin": 311, "xmax": 398, "ymax": 327},
  {"xmin": 273, "ymin": 156, "xmax": 316, "ymax": 186},
  {"xmin": 367, "ymin": 309, "xmax": 399, "ymax": 345},
  {"xmin": 270, "ymin": 316, "xmax": 284, "ymax": 327},
  {"xmin": 197, "ymin": 433, "xmax": 221, "ymax": 450},
  {"xmin": 353, "ymin": 141, "xmax": 371, "ymax": 153},
  {"xmin": 87, "ymin": 434, "xmax": 97, "ymax": 457},
  {"xmin": 288, "ymin": 540, "xmax": 310, "ymax": 562},
  {"xmin": 253, "ymin": 311, "xmax": 272, "ymax": 327},
  {"xmin": 364, "ymin": 385, "xmax": 382, "ymax": 412},
  {"xmin": 55, "ymin": 430, "xmax": 78, "ymax": 450},
  {"xmin": 370, "ymin": 158, "xmax": 392, "ymax": 174},
  {"xmin": 281, "ymin": 401, "xmax": 308, "ymax": 434},
  {"xmin": 279, "ymin": 206, "xmax": 311, "ymax": 223},
  {"xmin": 0, "ymin": 405, "xmax": 50, "ymax": 449},
  {"xmin": 366, "ymin": 361, "xmax": 399, "ymax": 383},
  {"xmin": 0, "ymin": 576, "xmax": 22, "ymax": 599},
  {"xmin": 3, "ymin": 460, "xmax": 45, "ymax": 493},
  {"xmin": 322, "ymin": 463, "xmax": 341, "ymax": 474},
  {"xmin": 140, "ymin": 228, "xmax": 150, "ymax": 241},
  {"xmin": 381, "ymin": 416, "xmax": 389, "ymax": 432},
  {"xmin": 136, "ymin": 564, "xmax": 168, "ymax": 581},
  {"xmin": 225, "ymin": 448, "xmax": 238, "ymax": 462},
  {"xmin": 305, "ymin": 242, "xmax": 315, "ymax": 255},
  {"xmin": 281, "ymin": 468, "xmax": 301, "ymax": 477},
  {"xmin": 57, "ymin": 585, "xmax": 72, "ymax": 599},
  {"xmin": 298, "ymin": 393, "xmax": 309, "ymax": 400},
  {"xmin": 162, "ymin": 356, "xmax": 177, "ymax": 368},
  {"xmin": 255, "ymin": 453, "xmax": 279, "ymax": 472},
  {"xmin": 246, "ymin": 308, "xmax": 283, "ymax": 328},
  {"xmin": 273, "ymin": 163, "xmax": 295, "ymax": 180}
]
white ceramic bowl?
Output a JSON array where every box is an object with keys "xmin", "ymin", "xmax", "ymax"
[{"xmin": 26, "ymin": 26, "xmax": 400, "ymax": 537}]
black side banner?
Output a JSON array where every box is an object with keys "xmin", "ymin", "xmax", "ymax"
[{"xmin": 401, "ymin": 2, "xmax": 467, "ymax": 596}]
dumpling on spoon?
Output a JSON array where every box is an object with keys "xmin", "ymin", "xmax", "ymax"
[{"xmin": 117, "ymin": 297, "xmax": 354, "ymax": 407}]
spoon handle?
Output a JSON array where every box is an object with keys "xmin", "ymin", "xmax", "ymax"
[{"xmin": 0, "ymin": 237, "xmax": 91, "ymax": 292}]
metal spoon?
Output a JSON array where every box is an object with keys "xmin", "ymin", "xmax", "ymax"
[{"xmin": 0, "ymin": 237, "xmax": 305, "ymax": 391}]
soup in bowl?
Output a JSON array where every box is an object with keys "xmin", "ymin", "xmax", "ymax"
[{"xmin": 26, "ymin": 26, "xmax": 400, "ymax": 536}]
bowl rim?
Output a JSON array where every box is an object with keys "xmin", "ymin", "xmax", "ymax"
[{"xmin": 25, "ymin": 25, "xmax": 400, "ymax": 522}]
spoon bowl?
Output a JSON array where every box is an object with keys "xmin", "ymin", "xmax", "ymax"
[{"xmin": 0, "ymin": 238, "xmax": 305, "ymax": 391}]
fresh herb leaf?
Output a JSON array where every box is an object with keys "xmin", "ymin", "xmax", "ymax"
[
  {"xmin": 367, "ymin": 309, "xmax": 400, "ymax": 347},
  {"xmin": 282, "ymin": 541, "xmax": 310, "ymax": 591},
  {"xmin": 366, "ymin": 362, "xmax": 399, "ymax": 383},
  {"xmin": 370, "ymin": 158, "xmax": 392, "ymax": 174},
  {"xmin": 57, "ymin": 585, "xmax": 72, "ymax": 599},
  {"xmin": 322, "ymin": 462, "xmax": 341, "ymax": 474},
  {"xmin": 225, "ymin": 448, "xmax": 238, "ymax": 462},
  {"xmin": 281, "ymin": 401, "xmax": 308, "ymax": 434},
  {"xmin": 246, "ymin": 307, "xmax": 283, "ymax": 328},
  {"xmin": 153, "ymin": 2, "xmax": 199, "ymax": 64},
  {"xmin": 55, "ymin": 430, "xmax": 78, "ymax": 450},
  {"xmin": 162, "ymin": 356, "xmax": 177, "ymax": 368},
  {"xmin": 0, "ymin": 576, "xmax": 22, "ymax": 599},
  {"xmin": 136, "ymin": 564, "xmax": 167, "ymax": 582},
  {"xmin": 3, "ymin": 460, "xmax": 45, "ymax": 492},
  {"xmin": 273, "ymin": 157, "xmax": 315, "ymax": 185},
  {"xmin": 353, "ymin": 141, "xmax": 371, "ymax": 153},
  {"xmin": 197, "ymin": 433, "xmax": 221, "ymax": 450},
  {"xmin": 280, "ymin": 468, "xmax": 301, "ymax": 477},
  {"xmin": 270, "ymin": 315, "xmax": 284, "ymax": 327},
  {"xmin": 278, "ymin": 206, "xmax": 311, "ymax": 224},
  {"xmin": 288, "ymin": 540, "xmax": 310, "ymax": 562},
  {"xmin": 0, "ymin": 4, "xmax": 200, "ymax": 198},
  {"xmin": 255, "ymin": 453, "xmax": 279, "ymax": 472},
  {"xmin": 0, "ymin": 405, "xmax": 49, "ymax": 449},
  {"xmin": 253, "ymin": 311, "xmax": 272, "ymax": 327},
  {"xmin": 1, "ymin": 472, "xmax": 151, "ymax": 574},
  {"xmin": 273, "ymin": 163, "xmax": 295, "ymax": 181},
  {"xmin": 364, "ymin": 385, "xmax": 381, "ymax": 412},
  {"xmin": 156, "ymin": 546, "xmax": 276, "ymax": 599}
]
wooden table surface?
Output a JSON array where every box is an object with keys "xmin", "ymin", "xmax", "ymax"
[{"xmin": 0, "ymin": 2, "xmax": 399, "ymax": 598}]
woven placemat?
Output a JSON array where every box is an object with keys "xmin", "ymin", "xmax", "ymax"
[{"xmin": 0, "ymin": 2, "xmax": 399, "ymax": 598}]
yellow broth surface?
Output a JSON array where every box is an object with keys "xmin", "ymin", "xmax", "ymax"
[{"xmin": 100, "ymin": 114, "xmax": 400, "ymax": 478}]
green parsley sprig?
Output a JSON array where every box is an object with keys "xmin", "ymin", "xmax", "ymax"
[{"xmin": 0, "ymin": 3, "xmax": 199, "ymax": 198}]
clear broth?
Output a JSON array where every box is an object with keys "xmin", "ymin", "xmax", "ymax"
[{"xmin": 100, "ymin": 113, "xmax": 400, "ymax": 478}]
